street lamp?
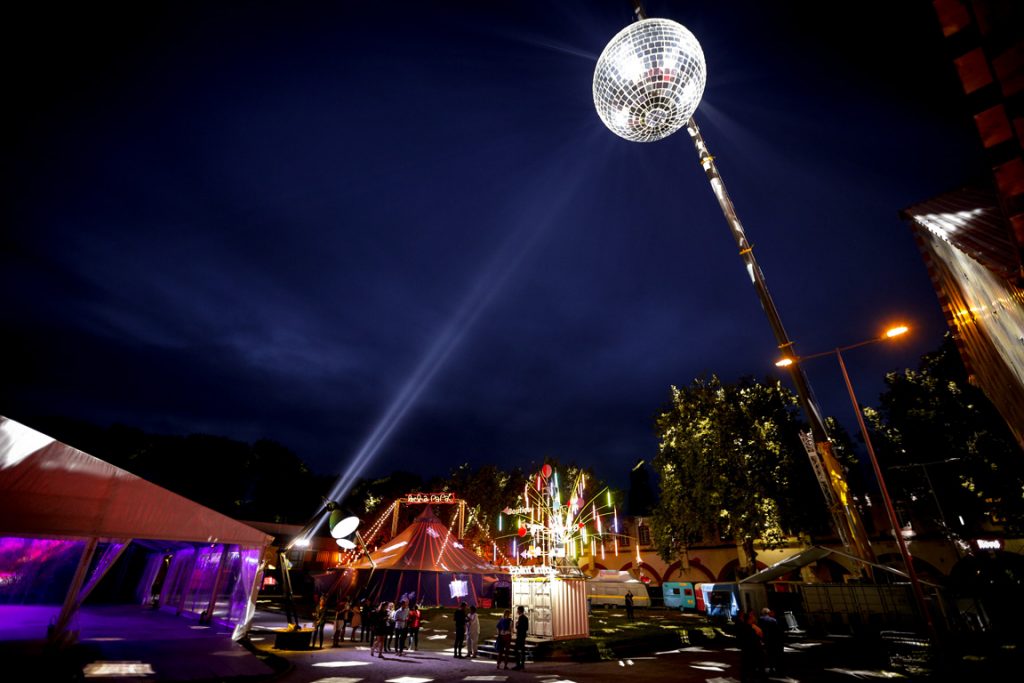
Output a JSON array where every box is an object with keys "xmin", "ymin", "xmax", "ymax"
[
  {"xmin": 593, "ymin": 3, "xmax": 875, "ymax": 569},
  {"xmin": 775, "ymin": 325, "xmax": 939, "ymax": 640}
]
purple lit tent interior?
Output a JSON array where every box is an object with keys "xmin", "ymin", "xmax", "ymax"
[
  {"xmin": 347, "ymin": 505, "xmax": 509, "ymax": 607},
  {"xmin": 0, "ymin": 416, "xmax": 273, "ymax": 644}
]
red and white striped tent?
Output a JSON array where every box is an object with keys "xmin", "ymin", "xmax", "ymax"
[{"xmin": 348, "ymin": 505, "xmax": 508, "ymax": 607}]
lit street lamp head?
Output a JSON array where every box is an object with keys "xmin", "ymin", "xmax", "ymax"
[{"xmin": 593, "ymin": 18, "xmax": 706, "ymax": 143}]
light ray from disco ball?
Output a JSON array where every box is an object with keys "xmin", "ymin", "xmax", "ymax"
[{"xmin": 593, "ymin": 18, "xmax": 706, "ymax": 143}]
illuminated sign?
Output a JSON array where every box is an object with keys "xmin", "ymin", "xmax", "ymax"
[
  {"xmin": 502, "ymin": 506, "xmax": 533, "ymax": 515},
  {"xmin": 975, "ymin": 538, "xmax": 1002, "ymax": 551},
  {"xmin": 509, "ymin": 565, "xmax": 556, "ymax": 577},
  {"xmin": 404, "ymin": 492, "xmax": 458, "ymax": 504}
]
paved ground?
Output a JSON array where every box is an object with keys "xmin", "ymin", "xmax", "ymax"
[{"xmin": 5, "ymin": 603, "xmax": 1017, "ymax": 682}]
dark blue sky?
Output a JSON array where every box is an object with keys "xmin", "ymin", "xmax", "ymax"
[{"xmin": 2, "ymin": 1, "xmax": 987, "ymax": 492}]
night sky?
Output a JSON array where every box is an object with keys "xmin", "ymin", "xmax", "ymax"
[{"xmin": 3, "ymin": 1, "xmax": 988, "ymax": 493}]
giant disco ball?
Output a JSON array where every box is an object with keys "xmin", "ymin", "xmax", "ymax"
[{"xmin": 593, "ymin": 18, "xmax": 706, "ymax": 143}]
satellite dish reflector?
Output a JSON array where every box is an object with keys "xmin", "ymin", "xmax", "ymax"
[
  {"xmin": 336, "ymin": 538, "xmax": 357, "ymax": 549},
  {"xmin": 330, "ymin": 514, "xmax": 360, "ymax": 539}
]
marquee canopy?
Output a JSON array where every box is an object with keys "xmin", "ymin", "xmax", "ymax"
[
  {"xmin": 0, "ymin": 416, "xmax": 272, "ymax": 643},
  {"xmin": 0, "ymin": 416, "xmax": 272, "ymax": 546}
]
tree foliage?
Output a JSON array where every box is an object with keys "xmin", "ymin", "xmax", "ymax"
[
  {"xmin": 650, "ymin": 375, "xmax": 835, "ymax": 574},
  {"xmin": 442, "ymin": 462, "xmax": 523, "ymax": 543},
  {"xmin": 864, "ymin": 334, "xmax": 1024, "ymax": 536}
]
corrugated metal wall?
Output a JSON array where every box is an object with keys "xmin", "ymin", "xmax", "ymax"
[{"xmin": 511, "ymin": 576, "xmax": 588, "ymax": 641}]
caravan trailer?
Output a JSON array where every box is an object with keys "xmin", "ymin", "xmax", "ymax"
[
  {"xmin": 586, "ymin": 570, "xmax": 650, "ymax": 608},
  {"xmin": 662, "ymin": 581, "xmax": 697, "ymax": 611}
]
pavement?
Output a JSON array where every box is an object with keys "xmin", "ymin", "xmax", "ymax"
[{"xmin": 4, "ymin": 604, "xmax": 1020, "ymax": 682}]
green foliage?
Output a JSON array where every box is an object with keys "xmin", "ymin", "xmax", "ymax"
[
  {"xmin": 865, "ymin": 334, "xmax": 1024, "ymax": 535},
  {"xmin": 442, "ymin": 462, "xmax": 524, "ymax": 542},
  {"xmin": 650, "ymin": 375, "xmax": 829, "ymax": 572},
  {"xmin": 340, "ymin": 471, "xmax": 427, "ymax": 530}
]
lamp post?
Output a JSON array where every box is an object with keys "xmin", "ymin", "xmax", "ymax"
[
  {"xmin": 593, "ymin": 3, "xmax": 875, "ymax": 568},
  {"xmin": 777, "ymin": 325, "xmax": 939, "ymax": 640}
]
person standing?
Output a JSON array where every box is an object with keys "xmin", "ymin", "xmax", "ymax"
[
  {"xmin": 513, "ymin": 605, "xmax": 529, "ymax": 670},
  {"xmin": 407, "ymin": 602, "xmax": 422, "ymax": 651},
  {"xmin": 360, "ymin": 599, "xmax": 372, "ymax": 643},
  {"xmin": 371, "ymin": 602, "xmax": 388, "ymax": 658},
  {"xmin": 736, "ymin": 609, "xmax": 765, "ymax": 683},
  {"xmin": 495, "ymin": 609, "xmax": 512, "ymax": 670},
  {"xmin": 758, "ymin": 607, "xmax": 784, "ymax": 675},
  {"xmin": 331, "ymin": 598, "xmax": 348, "ymax": 647},
  {"xmin": 347, "ymin": 601, "xmax": 360, "ymax": 642},
  {"xmin": 384, "ymin": 602, "xmax": 396, "ymax": 652},
  {"xmin": 310, "ymin": 594, "xmax": 328, "ymax": 649},
  {"xmin": 625, "ymin": 590, "xmax": 635, "ymax": 620},
  {"xmin": 393, "ymin": 600, "xmax": 410, "ymax": 654},
  {"xmin": 452, "ymin": 602, "xmax": 467, "ymax": 658},
  {"xmin": 466, "ymin": 604, "xmax": 480, "ymax": 657}
]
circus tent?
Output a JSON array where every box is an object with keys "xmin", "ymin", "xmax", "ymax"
[{"xmin": 348, "ymin": 505, "xmax": 508, "ymax": 607}]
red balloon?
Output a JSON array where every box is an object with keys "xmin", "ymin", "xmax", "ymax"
[
  {"xmin": 517, "ymin": 527, "xmax": 527, "ymax": 537},
  {"xmin": 541, "ymin": 464, "xmax": 552, "ymax": 479}
]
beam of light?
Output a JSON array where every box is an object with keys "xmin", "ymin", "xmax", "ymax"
[{"xmin": 318, "ymin": 141, "xmax": 593, "ymax": 518}]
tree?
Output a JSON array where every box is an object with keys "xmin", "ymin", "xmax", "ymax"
[
  {"xmin": 864, "ymin": 334, "xmax": 1024, "ymax": 536},
  {"xmin": 650, "ymin": 375, "xmax": 832, "ymax": 575},
  {"xmin": 340, "ymin": 470, "xmax": 427, "ymax": 535},
  {"xmin": 442, "ymin": 462, "xmax": 523, "ymax": 547}
]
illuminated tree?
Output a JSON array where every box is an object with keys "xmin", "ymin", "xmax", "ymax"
[
  {"xmin": 651, "ymin": 375, "xmax": 829, "ymax": 575},
  {"xmin": 865, "ymin": 334, "xmax": 1024, "ymax": 536},
  {"xmin": 442, "ymin": 462, "xmax": 523, "ymax": 543}
]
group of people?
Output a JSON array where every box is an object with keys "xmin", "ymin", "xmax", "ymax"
[
  {"xmin": 494, "ymin": 605, "xmax": 529, "ymax": 670},
  {"xmin": 368, "ymin": 599, "xmax": 422, "ymax": 656},
  {"xmin": 451, "ymin": 602, "xmax": 529, "ymax": 670},
  {"xmin": 310, "ymin": 596, "xmax": 390, "ymax": 649},
  {"xmin": 735, "ymin": 607, "xmax": 785, "ymax": 682},
  {"xmin": 309, "ymin": 594, "xmax": 532, "ymax": 669}
]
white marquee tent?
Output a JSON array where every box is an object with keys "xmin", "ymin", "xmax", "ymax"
[{"xmin": 0, "ymin": 416, "xmax": 273, "ymax": 643}]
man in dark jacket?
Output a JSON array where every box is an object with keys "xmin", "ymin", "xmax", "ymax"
[
  {"xmin": 453, "ymin": 602, "xmax": 467, "ymax": 658},
  {"xmin": 513, "ymin": 605, "xmax": 529, "ymax": 670}
]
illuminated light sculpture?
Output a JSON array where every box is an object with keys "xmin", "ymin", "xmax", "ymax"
[
  {"xmin": 594, "ymin": 3, "xmax": 878, "ymax": 580},
  {"xmin": 497, "ymin": 466, "xmax": 633, "ymax": 641}
]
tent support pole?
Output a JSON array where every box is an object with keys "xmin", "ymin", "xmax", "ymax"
[
  {"xmin": 50, "ymin": 537, "xmax": 99, "ymax": 646},
  {"xmin": 201, "ymin": 545, "xmax": 232, "ymax": 624}
]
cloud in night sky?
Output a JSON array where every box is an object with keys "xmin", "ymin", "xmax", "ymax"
[{"xmin": 2, "ymin": 1, "xmax": 988, "ymax": 492}]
